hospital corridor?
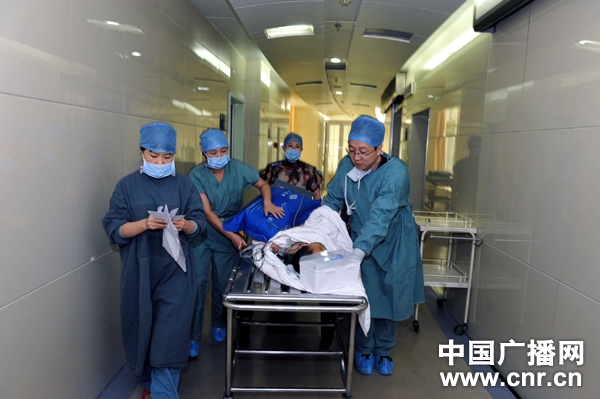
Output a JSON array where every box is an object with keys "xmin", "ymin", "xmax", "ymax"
[{"xmin": 1, "ymin": 0, "xmax": 598, "ymax": 399}]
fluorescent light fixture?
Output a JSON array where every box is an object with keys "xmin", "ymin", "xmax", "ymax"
[
  {"xmin": 265, "ymin": 24, "xmax": 314, "ymax": 39},
  {"xmin": 172, "ymin": 99, "xmax": 212, "ymax": 116},
  {"xmin": 363, "ymin": 29, "xmax": 413, "ymax": 43},
  {"xmin": 131, "ymin": 51, "xmax": 141, "ymax": 57},
  {"xmin": 87, "ymin": 19, "xmax": 144, "ymax": 34},
  {"xmin": 423, "ymin": 30, "xmax": 480, "ymax": 70},
  {"xmin": 197, "ymin": 86, "xmax": 209, "ymax": 91},
  {"xmin": 575, "ymin": 40, "xmax": 600, "ymax": 53},
  {"xmin": 261, "ymin": 61, "xmax": 271, "ymax": 87},
  {"xmin": 375, "ymin": 107, "xmax": 386, "ymax": 123},
  {"xmin": 191, "ymin": 44, "xmax": 231, "ymax": 77},
  {"xmin": 330, "ymin": 57, "xmax": 341, "ymax": 63},
  {"xmin": 335, "ymin": 90, "xmax": 343, "ymax": 95}
]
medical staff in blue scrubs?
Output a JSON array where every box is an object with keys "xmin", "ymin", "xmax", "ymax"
[
  {"xmin": 187, "ymin": 129, "xmax": 284, "ymax": 356},
  {"xmin": 103, "ymin": 122, "xmax": 207, "ymax": 399},
  {"xmin": 323, "ymin": 115, "xmax": 425, "ymax": 376}
]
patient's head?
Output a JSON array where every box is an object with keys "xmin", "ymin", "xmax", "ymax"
[{"xmin": 290, "ymin": 242, "xmax": 325, "ymax": 273}]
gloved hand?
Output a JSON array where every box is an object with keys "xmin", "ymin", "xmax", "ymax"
[{"xmin": 352, "ymin": 247, "xmax": 365, "ymax": 262}]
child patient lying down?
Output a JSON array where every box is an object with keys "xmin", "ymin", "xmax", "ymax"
[{"xmin": 270, "ymin": 241, "xmax": 325, "ymax": 273}]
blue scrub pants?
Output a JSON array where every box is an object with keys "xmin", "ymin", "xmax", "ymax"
[
  {"xmin": 355, "ymin": 318, "xmax": 398, "ymax": 357},
  {"xmin": 191, "ymin": 239, "xmax": 239, "ymax": 339},
  {"xmin": 140, "ymin": 367, "xmax": 181, "ymax": 399}
]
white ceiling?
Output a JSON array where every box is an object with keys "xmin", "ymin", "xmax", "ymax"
[{"xmin": 191, "ymin": 0, "xmax": 467, "ymax": 120}]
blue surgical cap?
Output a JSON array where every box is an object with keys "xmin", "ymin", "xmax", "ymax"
[
  {"xmin": 283, "ymin": 133, "xmax": 303, "ymax": 147},
  {"xmin": 348, "ymin": 115, "xmax": 385, "ymax": 147},
  {"xmin": 200, "ymin": 128, "xmax": 228, "ymax": 152},
  {"xmin": 140, "ymin": 122, "xmax": 176, "ymax": 153}
]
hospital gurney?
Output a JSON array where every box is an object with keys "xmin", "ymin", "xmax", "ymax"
[{"xmin": 222, "ymin": 258, "xmax": 368, "ymax": 399}]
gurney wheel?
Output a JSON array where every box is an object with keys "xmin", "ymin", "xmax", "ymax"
[
  {"xmin": 413, "ymin": 320, "xmax": 420, "ymax": 333},
  {"xmin": 436, "ymin": 299, "xmax": 445, "ymax": 308},
  {"xmin": 223, "ymin": 392, "xmax": 234, "ymax": 399},
  {"xmin": 454, "ymin": 324, "xmax": 467, "ymax": 335},
  {"xmin": 342, "ymin": 394, "xmax": 353, "ymax": 399}
]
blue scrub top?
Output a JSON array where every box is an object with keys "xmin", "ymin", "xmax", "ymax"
[
  {"xmin": 323, "ymin": 153, "xmax": 425, "ymax": 321},
  {"xmin": 102, "ymin": 171, "xmax": 207, "ymax": 377}
]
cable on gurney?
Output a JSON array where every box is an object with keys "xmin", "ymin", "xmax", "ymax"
[{"xmin": 240, "ymin": 206, "xmax": 371, "ymax": 335}]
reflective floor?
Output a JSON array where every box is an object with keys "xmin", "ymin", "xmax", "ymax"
[{"xmin": 99, "ymin": 287, "xmax": 517, "ymax": 399}]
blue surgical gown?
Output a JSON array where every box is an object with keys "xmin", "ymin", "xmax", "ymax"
[
  {"xmin": 323, "ymin": 154, "xmax": 425, "ymax": 321},
  {"xmin": 102, "ymin": 171, "xmax": 206, "ymax": 378}
]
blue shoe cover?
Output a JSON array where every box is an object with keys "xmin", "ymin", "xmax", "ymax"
[
  {"xmin": 211, "ymin": 327, "xmax": 226, "ymax": 343},
  {"xmin": 374, "ymin": 355, "xmax": 394, "ymax": 375},
  {"xmin": 189, "ymin": 340, "xmax": 199, "ymax": 357},
  {"xmin": 355, "ymin": 352, "xmax": 374, "ymax": 375}
]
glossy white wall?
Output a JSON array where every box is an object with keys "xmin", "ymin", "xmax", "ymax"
[
  {"xmin": 405, "ymin": 0, "xmax": 600, "ymax": 397},
  {"xmin": 0, "ymin": 0, "xmax": 267, "ymax": 398}
]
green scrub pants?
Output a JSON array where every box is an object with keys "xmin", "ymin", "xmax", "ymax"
[
  {"xmin": 355, "ymin": 318, "xmax": 398, "ymax": 357},
  {"xmin": 190, "ymin": 240, "xmax": 239, "ymax": 340}
]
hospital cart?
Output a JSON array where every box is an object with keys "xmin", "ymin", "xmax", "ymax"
[
  {"xmin": 412, "ymin": 211, "xmax": 481, "ymax": 335},
  {"xmin": 222, "ymin": 258, "xmax": 368, "ymax": 399}
]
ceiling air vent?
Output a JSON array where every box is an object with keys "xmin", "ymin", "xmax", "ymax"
[
  {"xmin": 296, "ymin": 81, "xmax": 322, "ymax": 87},
  {"xmin": 325, "ymin": 63, "xmax": 346, "ymax": 71},
  {"xmin": 350, "ymin": 83, "xmax": 377, "ymax": 89},
  {"xmin": 363, "ymin": 29, "xmax": 413, "ymax": 43}
]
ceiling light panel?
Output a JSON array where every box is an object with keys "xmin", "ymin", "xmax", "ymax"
[{"xmin": 264, "ymin": 24, "xmax": 314, "ymax": 38}]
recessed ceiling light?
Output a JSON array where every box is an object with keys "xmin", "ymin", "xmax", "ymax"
[
  {"xmin": 197, "ymin": 86, "xmax": 209, "ymax": 91},
  {"xmin": 131, "ymin": 52, "xmax": 141, "ymax": 57},
  {"xmin": 265, "ymin": 25, "xmax": 314, "ymax": 39},
  {"xmin": 330, "ymin": 57, "xmax": 341, "ymax": 63},
  {"xmin": 335, "ymin": 90, "xmax": 343, "ymax": 95},
  {"xmin": 106, "ymin": 21, "xmax": 119, "ymax": 26}
]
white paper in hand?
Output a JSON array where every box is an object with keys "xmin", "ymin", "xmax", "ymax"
[{"xmin": 148, "ymin": 204, "xmax": 187, "ymax": 272}]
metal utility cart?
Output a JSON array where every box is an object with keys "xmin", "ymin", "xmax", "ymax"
[
  {"xmin": 222, "ymin": 258, "xmax": 368, "ymax": 399},
  {"xmin": 412, "ymin": 211, "xmax": 481, "ymax": 335}
]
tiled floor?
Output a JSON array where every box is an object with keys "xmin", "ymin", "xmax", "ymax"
[{"xmin": 100, "ymin": 287, "xmax": 517, "ymax": 399}]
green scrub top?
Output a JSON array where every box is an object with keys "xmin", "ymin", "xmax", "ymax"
[
  {"xmin": 323, "ymin": 153, "xmax": 425, "ymax": 321},
  {"xmin": 188, "ymin": 158, "xmax": 259, "ymax": 243}
]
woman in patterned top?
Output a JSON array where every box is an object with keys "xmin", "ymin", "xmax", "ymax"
[{"xmin": 259, "ymin": 133, "xmax": 324, "ymax": 199}]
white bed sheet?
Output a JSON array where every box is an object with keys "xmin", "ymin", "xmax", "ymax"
[{"xmin": 250, "ymin": 206, "xmax": 371, "ymax": 335}]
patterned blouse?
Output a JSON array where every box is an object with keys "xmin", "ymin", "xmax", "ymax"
[{"xmin": 259, "ymin": 159, "xmax": 324, "ymax": 193}]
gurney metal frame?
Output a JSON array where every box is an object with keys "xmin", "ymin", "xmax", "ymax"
[{"xmin": 222, "ymin": 259, "xmax": 368, "ymax": 399}]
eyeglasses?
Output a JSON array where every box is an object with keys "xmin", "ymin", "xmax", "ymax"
[{"xmin": 346, "ymin": 147, "xmax": 376, "ymax": 157}]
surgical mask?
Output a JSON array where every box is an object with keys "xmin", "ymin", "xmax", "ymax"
[
  {"xmin": 206, "ymin": 154, "xmax": 230, "ymax": 169},
  {"xmin": 346, "ymin": 167, "xmax": 371, "ymax": 182},
  {"xmin": 285, "ymin": 149, "xmax": 301, "ymax": 162},
  {"xmin": 344, "ymin": 167, "xmax": 372, "ymax": 215},
  {"xmin": 142, "ymin": 158, "xmax": 175, "ymax": 178}
]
